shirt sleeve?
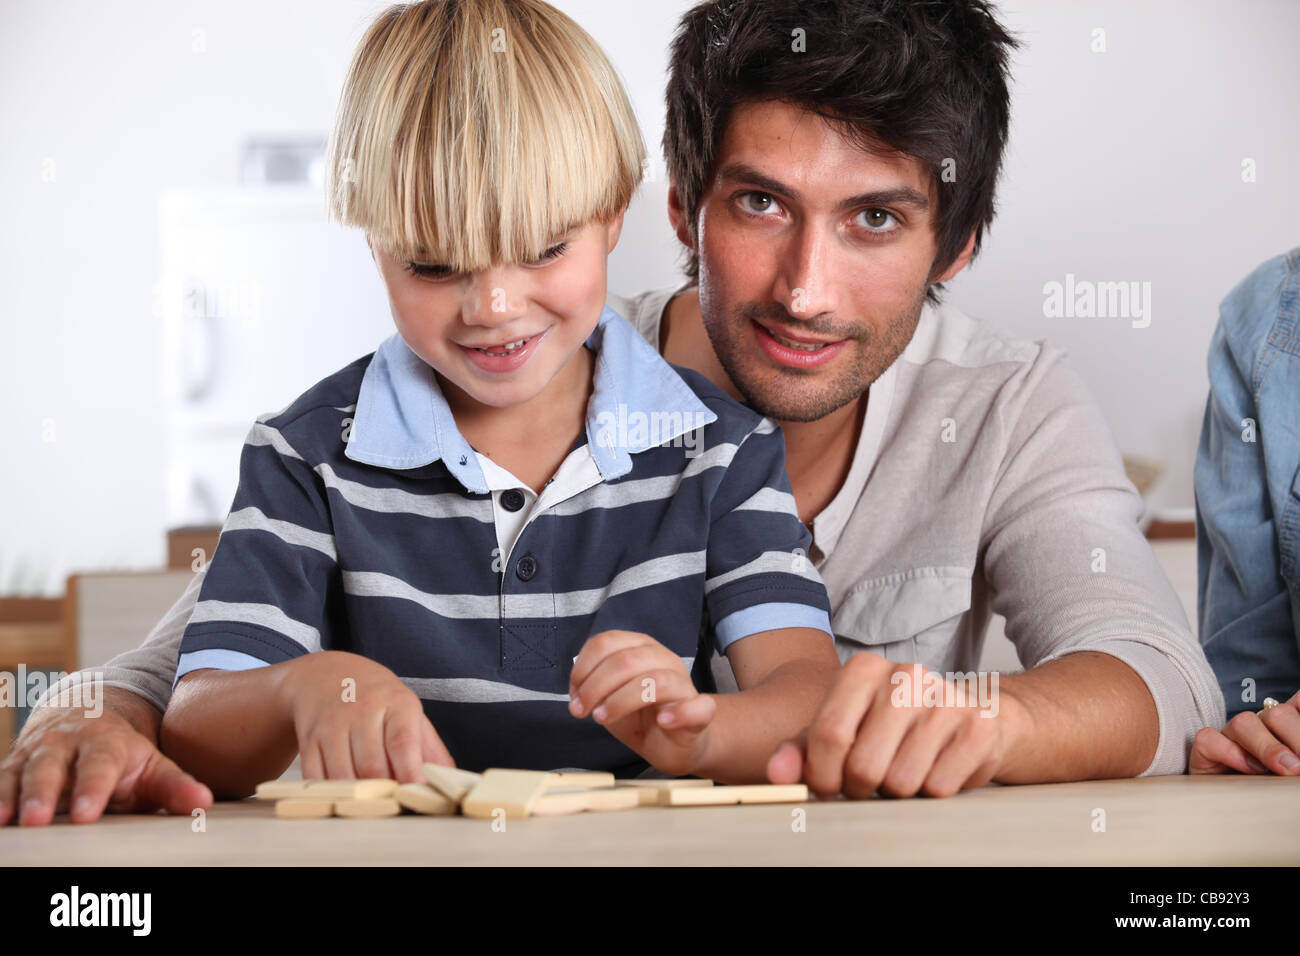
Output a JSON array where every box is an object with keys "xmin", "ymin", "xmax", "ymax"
[
  {"xmin": 981, "ymin": 353, "xmax": 1225, "ymax": 776},
  {"xmin": 175, "ymin": 417, "xmax": 342, "ymax": 685},
  {"xmin": 29, "ymin": 568, "xmax": 205, "ymax": 716},
  {"xmin": 704, "ymin": 417, "xmax": 834, "ymax": 652},
  {"xmin": 1194, "ymin": 264, "xmax": 1300, "ymax": 718}
]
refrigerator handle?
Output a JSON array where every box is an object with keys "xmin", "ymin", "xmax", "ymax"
[{"xmin": 182, "ymin": 280, "xmax": 222, "ymax": 403}]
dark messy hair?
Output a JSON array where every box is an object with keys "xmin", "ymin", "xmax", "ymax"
[{"xmin": 664, "ymin": 0, "xmax": 1019, "ymax": 303}]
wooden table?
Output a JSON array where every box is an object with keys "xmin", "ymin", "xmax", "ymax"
[{"xmin": 3, "ymin": 774, "xmax": 1295, "ymax": 865}]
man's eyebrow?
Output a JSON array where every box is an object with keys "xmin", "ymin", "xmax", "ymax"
[{"xmin": 717, "ymin": 162, "xmax": 930, "ymax": 211}]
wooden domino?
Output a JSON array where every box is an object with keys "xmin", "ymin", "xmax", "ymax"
[
  {"xmin": 461, "ymin": 769, "xmax": 553, "ymax": 819},
  {"xmin": 256, "ymin": 778, "xmax": 397, "ymax": 800},
  {"xmin": 265, "ymin": 769, "xmax": 804, "ymax": 820},
  {"xmin": 335, "ymin": 797, "xmax": 402, "ymax": 818},
  {"xmin": 614, "ymin": 778, "xmax": 714, "ymax": 806},
  {"xmin": 394, "ymin": 783, "xmax": 457, "ymax": 816},
  {"xmin": 548, "ymin": 771, "xmax": 615, "ymax": 788},
  {"xmin": 531, "ymin": 787, "xmax": 641, "ymax": 816},
  {"xmin": 257, "ymin": 780, "xmax": 314, "ymax": 800},
  {"xmin": 422, "ymin": 763, "xmax": 482, "ymax": 803},
  {"xmin": 663, "ymin": 784, "xmax": 807, "ymax": 807},
  {"xmin": 613, "ymin": 777, "xmax": 714, "ymax": 790},
  {"xmin": 275, "ymin": 798, "xmax": 334, "ymax": 818}
]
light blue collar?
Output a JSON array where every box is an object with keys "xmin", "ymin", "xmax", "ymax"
[{"xmin": 345, "ymin": 305, "xmax": 717, "ymax": 493}]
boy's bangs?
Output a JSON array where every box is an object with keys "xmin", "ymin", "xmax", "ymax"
[{"xmin": 326, "ymin": 0, "xmax": 645, "ymax": 271}]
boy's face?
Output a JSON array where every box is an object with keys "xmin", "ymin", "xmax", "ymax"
[
  {"xmin": 369, "ymin": 214, "xmax": 624, "ymax": 411},
  {"xmin": 678, "ymin": 99, "xmax": 972, "ymax": 423}
]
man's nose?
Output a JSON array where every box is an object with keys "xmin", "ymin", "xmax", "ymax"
[
  {"xmin": 461, "ymin": 267, "xmax": 528, "ymax": 325},
  {"xmin": 773, "ymin": 224, "xmax": 839, "ymax": 319}
]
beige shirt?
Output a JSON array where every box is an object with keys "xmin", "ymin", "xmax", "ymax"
[
  {"xmin": 612, "ymin": 286, "xmax": 1224, "ymax": 776},
  {"xmin": 38, "ymin": 287, "xmax": 1224, "ymax": 775}
]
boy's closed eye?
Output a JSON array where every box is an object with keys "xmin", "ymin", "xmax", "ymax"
[{"xmin": 404, "ymin": 240, "xmax": 571, "ymax": 280}]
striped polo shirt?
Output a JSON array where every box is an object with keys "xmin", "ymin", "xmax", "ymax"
[{"xmin": 175, "ymin": 305, "xmax": 833, "ymax": 774}]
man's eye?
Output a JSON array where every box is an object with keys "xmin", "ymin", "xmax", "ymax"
[
  {"xmin": 739, "ymin": 192, "xmax": 781, "ymax": 215},
  {"xmin": 857, "ymin": 208, "xmax": 898, "ymax": 231}
]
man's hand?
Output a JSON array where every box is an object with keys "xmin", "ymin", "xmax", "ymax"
[
  {"xmin": 0, "ymin": 687, "xmax": 213, "ymax": 826},
  {"xmin": 766, "ymin": 654, "xmax": 1017, "ymax": 798},
  {"xmin": 569, "ymin": 630, "xmax": 718, "ymax": 776},
  {"xmin": 1190, "ymin": 690, "xmax": 1300, "ymax": 776},
  {"xmin": 278, "ymin": 650, "xmax": 454, "ymax": 783}
]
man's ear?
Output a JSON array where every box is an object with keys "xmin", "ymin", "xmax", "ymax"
[
  {"xmin": 666, "ymin": 182, "xmax": 696, "ymax": 253},
  {"xmin": 933, "ymin": 229, "xmax": 978, "ymax": 283}
]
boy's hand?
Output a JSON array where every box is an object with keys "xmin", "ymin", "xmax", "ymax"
[
  {"xmin": 569, "ymin": 630, "xmax": 717, "ymax": 776},
  {"xmin": 278, "ymin": 650, "xmax": 454, "ymax": 782}
]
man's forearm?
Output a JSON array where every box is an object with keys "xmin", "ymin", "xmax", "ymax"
[
  {"xmin": 692, "ymin": 659, "xmax": 839, "ymax": 783},
  {"xmin": 995, "ymin": 651, "xmax": 1159, "ymax": 783}
]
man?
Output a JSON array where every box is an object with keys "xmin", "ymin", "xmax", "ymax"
[{"xmin": 2, "ymin": 0, "xmax": 1223, "ymax": 825}]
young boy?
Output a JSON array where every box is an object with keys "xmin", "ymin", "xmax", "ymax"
[{"xmin": 160, "ymin": 0, "xmax": 839, "ymax": 796}]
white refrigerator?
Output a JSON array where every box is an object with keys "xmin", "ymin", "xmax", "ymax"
[{"xmin": 157, "ymin": 185, "xmax": 394, "ymax": 527}]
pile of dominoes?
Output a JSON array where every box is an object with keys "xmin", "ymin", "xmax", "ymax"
[{"xmin": 256, "ymin": 765, "xmax": 808, "ymax": 820}]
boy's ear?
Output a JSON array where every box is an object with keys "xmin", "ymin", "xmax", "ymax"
[
  {"xmin": 666, "ymin": 182, "xmax": 696, "ymax": 253},
  {"xmin": 605, "ymin": 208, "xmax": 626, "ymax": 253}
]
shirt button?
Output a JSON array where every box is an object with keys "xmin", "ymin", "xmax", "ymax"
[
  {"xmin": 516, "ymin": 554, "xmax": 537, "ymax": 581},
  {"xmin": 500, "ymin": 488, "xmax": 526, "ymax": 512}
]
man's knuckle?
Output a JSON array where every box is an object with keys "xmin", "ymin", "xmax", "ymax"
[{"xmin": 811, "ymin": 718, "xmax": 857, "ymax": 752}]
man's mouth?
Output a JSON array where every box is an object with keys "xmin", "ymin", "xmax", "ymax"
[{"xmin": 760, "ymin": 323, "xmax": 843, "ymax": 351}]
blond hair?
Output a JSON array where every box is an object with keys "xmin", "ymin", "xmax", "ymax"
[{"xmin": 324, "ymin": 0, "xmax": 645, "ymax": 270}]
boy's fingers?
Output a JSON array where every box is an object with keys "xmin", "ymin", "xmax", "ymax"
[
  {"xmin": 571, "ymin": 645, "xmax": 679, "ymax": 719},
  {"xmin": 569, "ymin": 630, "xmax": 652, "ymax": 695},
  {"xmin": 384, "ymin": 712, "xmax": 427, "ymax": 784},
  {"xmin": 655, "ymin": 694, "xmax": 716, "ymax": 735},
  {"xmin": 588, "ymin": 669, "xmax": 690, "ymax": 727},
  {"xmin": 320, "ymin": 731, "xmax": 357, "ymax": 780},
  {"xmin": 350, "ymin": 710, "xmax": 391, "ymax": 780},
  {"xmin": 300, "ymin": 739, "xmax": 324, "ymax": 781},
  {"xmin": 766, "ymin": 735, "xmax": 806, "ymax": 786}
]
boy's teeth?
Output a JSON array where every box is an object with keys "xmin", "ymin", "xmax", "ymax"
[
  {"xmin": 771, "ymin": 331, "xmax": 825, "ymax": 351},
  {"xmin": 479, "ymin": 337, "xmax": 529, "ymax": 355}
]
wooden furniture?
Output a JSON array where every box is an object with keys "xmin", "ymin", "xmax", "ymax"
[
  {"xmin": 0, "ymin": 597, "xmax": 68, "ymax": 758},
  {"xmin": 64, "ymin": 570, "xmax": 195, "ymax": 670},
  {"xmin": 1, "ymin": 775, "xmax": 1295, "ymax": 865},
  {"xmin": 166, "ymin": 526, "xmax": 221, "ymax": 572}
]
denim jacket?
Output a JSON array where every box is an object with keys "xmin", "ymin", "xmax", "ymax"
[{"xmin": 1195, "ymin": 247, "xmax": 1300, "ymax": 719}]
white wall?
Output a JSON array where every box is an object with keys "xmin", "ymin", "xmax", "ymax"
[{"xmin": 2, "ymin": 0, "xmax": 1297, "ymax": 595}]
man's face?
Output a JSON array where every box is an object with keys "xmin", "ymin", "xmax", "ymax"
[
  {"xmin": 691, "ymin": 100, "xmax": 947, "ymax": 422},
  {"xmin": 368, "ymin": 215, "xmax": 622, "ymax": 412}
]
